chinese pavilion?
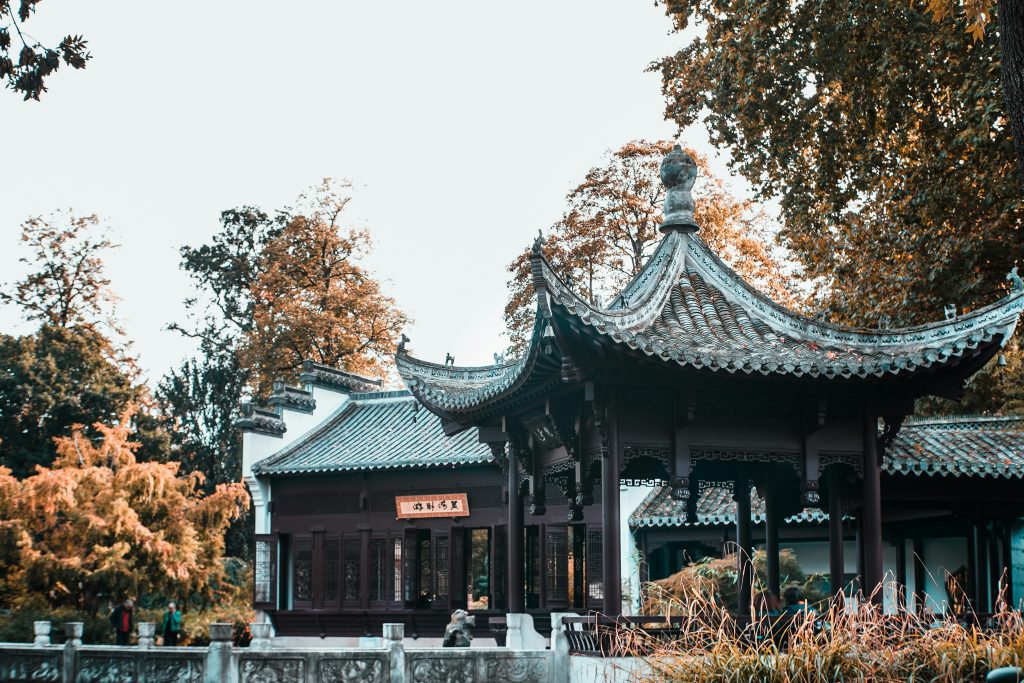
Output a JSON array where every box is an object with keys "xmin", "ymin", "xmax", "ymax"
[{"xmin": 395, "ymin": 145, "xmax": 1024, "ymax": 618}]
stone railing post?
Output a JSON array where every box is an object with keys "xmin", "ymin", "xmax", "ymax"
[
  {"xmin": 137, "ymin": 622, "xmax": 156, "ymax": 649},
  {"xmin": 33, "ymin": 620, "xmax": 51, "ymax": 647},
  {"xmin": 383, "ymin": 623, "xmax": 405, "ymax": 683},
  {"xmin": 204, "ymin": 623, "xmax": 236, "ymax": 683},
  {"xmin": 62, "ymin": 622, "xmax": 83, "ymax": 683},
  {"xmin": 248, "ymin": 622, "xmax": 272, "ymax": 651}
]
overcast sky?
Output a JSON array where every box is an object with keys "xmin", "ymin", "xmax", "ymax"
[{"xmin": 0, "ymin": 1, "xmax": 747, "ymax": 382}]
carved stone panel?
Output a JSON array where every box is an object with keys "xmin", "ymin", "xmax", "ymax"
[
  {"xmin": 408, "ymin": 655, "xmax": 473, "ymax": 683},
  {"xmin": 77, "ymin": 655, "xmax": 134, "ymax": 683},
  {"xmin": 485, "ymin": 656, "xmax": 548, "ymax": 683},
  {"xmin": 319, "ymin": 657, "xmax": 385, "ymax": 683},
  {"xmin": 142, "ymin": 659, "xmax": 203, "ymax": 683},
  {"xmin": 239, "ymin": 658, "xmax": 304, "ymax": 683},
  {"xmin": 2, "ymin": 653, "xmax": 61, "ymax": 682}
]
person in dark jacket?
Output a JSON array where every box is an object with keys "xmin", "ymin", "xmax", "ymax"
[
  {"xmin": 159, "ymin": 602, "xmax": 182, "ymax": 646},
  {"xmin": 109, "ymin": 599, "xmax": 134, "ymax": 645}
]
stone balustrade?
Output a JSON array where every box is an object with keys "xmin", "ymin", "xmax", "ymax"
[{"xmin": 0, "ymin": 620, "xmax": 562, "ymax": 683}]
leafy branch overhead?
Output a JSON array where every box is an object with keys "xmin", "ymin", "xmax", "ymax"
[{"xmin": 0, "ymin": 0, "xmax": 89, "ymax": 100}]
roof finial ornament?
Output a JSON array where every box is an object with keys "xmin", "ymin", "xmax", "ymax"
[
  {"xmin": 493, "ymin": 352, "xmax": 506, "ymax": 365},
  {"xmin": 532, "ymin": 229, "xmax": 545, "ymax": 255},
  {"xmin": 445, "ymin": 352, "xmax": 455, "ymax": 366},
  {"xmin": 1007, "ymin": 266, "xmax": 1023, "ymax": 292},
  {"xmin": 659, "ymin": 144, "xmax": 699, "ymax": 233},
  {"xmin": 397, "ymin": 333, "xmax": 410, "ymax": 355},
  {"xmin": 944, "ymin": 304, "xmax": 957, "ymax": 321}
]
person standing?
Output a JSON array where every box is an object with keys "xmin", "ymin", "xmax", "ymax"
[
  {"xmin": 159, "ymin": 602, "xmax": 182, "ymax": 646},
  {"xmin": 108, "ymin": 599, "xmax": 134, "ymax": 646}
]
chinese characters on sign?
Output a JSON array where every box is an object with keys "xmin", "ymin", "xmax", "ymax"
[{"xmin": 395, "ymin": 493, "xmax": 470, "ymax": 519}]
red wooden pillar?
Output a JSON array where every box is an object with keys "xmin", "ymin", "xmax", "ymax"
[
  {"xmin": 764, "ymin": 482, "xmax": 781, "ymax": 599},
  {"xmin": 861, "ymin": 404, "xmax": 883, "ymax": 604},
  {"xmin": 828, "ymin": 468, "xmax": 845, "ymax": 600},
  {"xmin": 735, "ymin": 477, "xmax": 752, "ymax": 616},
  {"xmin": 602, "ymin": 391, "xmax": 622, "ymax": 616},
  {"xmin": 507, "ymin": 441, "xmax": 524, "ymax": 613}
]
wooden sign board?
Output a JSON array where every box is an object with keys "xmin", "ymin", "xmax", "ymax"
[{"xmin": 395, "ymin": 493, "xmax": 470, "ymax": 519}]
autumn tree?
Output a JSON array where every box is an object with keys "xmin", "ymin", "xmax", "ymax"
[
  {"xmin": 1, "ymin": 212, "xmax": 120, "ymax": 334},
  {"xmin": 504, "ymin": 140, "xmax": 790, "ymax": 353},
  {"xmin": 653, "ymin": 0, "xmax": 1021, "ymax": 330},
  {"xmin": 0, "ymin": 407, "xmax": 249, "ymax": 613},
  {"xmin": 918, "ymin": 0, "xmax": 1024, "ymax": 180},
  {"xmin": 0, "ymin": 214, "xmax": 170, "ymax": 476},
  {"xmin": 0, "ymin": 0, "xmax": 89, "ymax": 99},
  {"xmin": 240, "ymin": 181, "xmax": 409, "ymax": 396}
]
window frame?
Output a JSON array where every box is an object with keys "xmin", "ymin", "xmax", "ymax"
[{"xmin": 253, "ymin": 534, "xmax": 278, "ymax": 610}]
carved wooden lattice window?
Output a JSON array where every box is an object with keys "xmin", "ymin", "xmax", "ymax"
[
  {"xmin": 368, "ymin": 537, "xmax": 387, "ymax": 603},
  {"xmin": 403, "ymin": 531, "xmax": 417, "ymax": 604},
  {"xmin": 587, "ymin": 528, "xmax": 604, "ymax": 606},
  {"xmin": 322, "ymin": 537, "xmax": 341, "ymax": 606},
  {"xmin": 434, "ymin": 535, "xmax": 450, "ymax": 604},
  {"xmin": 392, "ymin": 537, "xmax": 403, "ymax": 603},
  {"xmin": 342, "ymin": 538, "xmax": 361, "ymax": 604},
  {"xmin": 546, "ymin": 526, "xmax": 569, "ymax": 604},
  {"xmin": 254, "ymin": 535, "xmax": 277, "ymax": 608},
  {"xmin": 293, "ymin": 537, "xmax": 313, "ymax": 605}
]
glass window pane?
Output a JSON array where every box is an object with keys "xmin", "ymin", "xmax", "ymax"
[
  {"xmin": 255, "ymin": 540, "xmax": 273, "ymax": 604},
  {"xmin": 343, "ymin": 538, "xmax": 361, "ymax": 603},
  {"xmin": 393, "ymin": 538, "xmax": 403, "ymax": 603}
]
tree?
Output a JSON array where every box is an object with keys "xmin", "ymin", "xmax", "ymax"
[
  {"xmin": 240, "ymin": 180, "xmax": 409, "ymax": 396},
  {"xmin": 1, "ymin": 212, "xmax": 120, "ymax": 334},
  {"xmin": 0, "ymin": 407, "xmax": 249, "ymax": 614},
  {"xmin": 0, "ymin": 0, "xmax": 89, "ymax": 100},
  {"xmin": 652, "ymin": 0, "xmax": 1021, "ymax": 328},
  {"xmin": 504, "ymin": 140, "xmax": 790, "ymax": 353},
  {"xmin": 0, "ymin": 324, "xmax": 169, "ymax": 477},
  {"xmin": 919, "ymin": 0, "xmax": 1024, "ymax": 181}
]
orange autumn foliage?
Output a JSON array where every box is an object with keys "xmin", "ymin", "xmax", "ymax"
[{"xmin": 0, "ymin": 406, "xmax": 249, "ymax": 613}]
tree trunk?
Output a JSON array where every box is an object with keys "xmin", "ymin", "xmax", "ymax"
[{"xmin": 999, "ymin": 0, "xmax": 1024, "ymax": 183}]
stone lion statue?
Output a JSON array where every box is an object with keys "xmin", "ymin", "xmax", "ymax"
[{"xmin": 442, "ymin": 609, "xmax": 475, "ymax": 647}]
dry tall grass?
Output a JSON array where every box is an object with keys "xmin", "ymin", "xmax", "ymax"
[{"xmin": 625, "ymin": 574, "xmax": 1024, "ymax": 682}]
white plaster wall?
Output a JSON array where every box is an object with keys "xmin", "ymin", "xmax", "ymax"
[{"xmin": 619, "ymin": 485, "xmax": 651, "ymax": 614}]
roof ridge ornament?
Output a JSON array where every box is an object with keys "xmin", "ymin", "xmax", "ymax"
[
  {"xmin": 660, "ymin": 144, "xmax": 699, "ymax": 233},
  {"xmin": 1007, "ymin": 266, "xmax": 1023, "ymax": 292}
]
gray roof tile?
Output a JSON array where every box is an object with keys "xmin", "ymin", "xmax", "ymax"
[{"xmin": 252, "ymin": 391, "xmax": 492, "ymax": 476}]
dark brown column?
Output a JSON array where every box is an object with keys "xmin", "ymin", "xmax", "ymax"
[
  {"xmin": 912, "ymin": 537, "xmax": 926, "ymax": 615},
  {"xmin": 1001, "ymin": 523, "xmax": 1014, "ymax": 609},
  {"xmin": 359, "ymin": 527, "xmax": 370, "ymax": 610},
  {"xmin": 507, "ymin": 443, "xmax": 524, "ymax": 613},
  {"xmin": 861, "ymin": 404, "xmax": 883, "ymax": 603},
  {"xmin": 894, "ymin": 538, "xmax": 907, "ymax": 610},
  {"xmin": 602, "ymin": 392, "xmax": 622, "ymax": 615},
  {"xmin": 764, "ymin": 482, "xmax": 781, "ymax": 598},
  {"xmin": 988, "ymin": 524, "xmax": 1001, "ymax": 612},
  {"xmin": 967, "ymin": 522, "xmax": 981, "ymax": 613},
  {"xmin": 735, "ymin": 477, "xmax": 752, "ymax": 615},
  {"xmin": 828, "ymin": 468, "xmax": 845, "ymax": 600}
]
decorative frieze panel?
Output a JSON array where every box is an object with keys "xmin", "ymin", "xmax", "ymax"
[
  {"xmin": 408, "ymin": 655, "xmax": 473, "ymax": 683},
  {"xmin": 239, "ymin": 658, "xmax": 304, "ymax": 683},
  {"xmin": 1, "ymin": 653, "xmax": 60, "ymax": 682},
  {"xmin": 485, "ymin": 656, "xmax": 548, "ymax": 683},
  {"xmin": 319, "ymin": 657, "xmax": 385, "ymax": 683},
  {"xmin": 78, "ymin": 655, "xmax": 134, "ymax": 683},
  {"xmin": 142, "ymin": 659, "xmax": 203, "ymax": 683}
]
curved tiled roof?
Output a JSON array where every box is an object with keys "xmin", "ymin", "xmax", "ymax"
[
  {"xmin": 252, "ymin": 391, "xmax": 493, "ymax": 476},
  {"xmin": 630, "ymin": 485, "xmax": 829, "ymax": 529},
  {"xmin": 398, "ymin": 227, "xmax": 1023, "ymax": 415},
  {"xmin": 885, "ymin": 419, "xmax": 1024, "ymax": 479}
]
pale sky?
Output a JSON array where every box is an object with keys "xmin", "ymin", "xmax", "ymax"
[{"xmin": 0, "ymin": 1, "xmax": 746, "ymax": 382}]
